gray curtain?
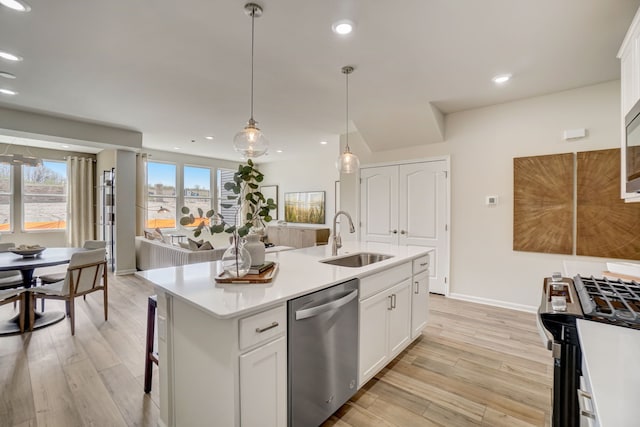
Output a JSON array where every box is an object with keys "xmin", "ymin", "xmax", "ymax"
[
  {"xmin": 66, "ymin": 156, "xmax": 95, "ymax": 247},
  {"xmin": 136, "ymin": 153, "xmax": 148, "ymax": 235}
]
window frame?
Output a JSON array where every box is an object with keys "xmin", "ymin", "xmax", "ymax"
[
  {"xmin": 21, "ymin": 159, "xmax": 68, "ymax": 233},
  {"xmin": 146, "ymin": 160, "xmax": 178, "ymax": 230},
  {"xmin": 0, "ymin": 163, "xmax": 12, "ymax": 234},
  {"xmin": 183, "ymin": 164, "xmax": 213, "ymax": 224}
]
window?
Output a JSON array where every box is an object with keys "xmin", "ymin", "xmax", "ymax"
[
  {"xmin": 0, "ymin": 164, "xmax": 11, "ymax": 232},
  {"xmin": 217, "ymin": 168, "xmax": 238, "ymax": 226},
  {"xmin": 183, "ymin": 165, "xmax": 211, "ymax": 225},
  {"xmin": 147, "ymin": 162, "xmax": 176, "ymax": 229},
  {"xmin": 22, "ymin": 160, "xmax": 67, "ymax": 231}
]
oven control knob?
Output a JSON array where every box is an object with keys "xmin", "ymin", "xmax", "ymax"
[
  {"xmin": 551, "ymin": 272, "xmax": 562, "ymax": 283},
  {"xmin": 551, "ymin": 296, "xmax": 567, "ymax": 312}
]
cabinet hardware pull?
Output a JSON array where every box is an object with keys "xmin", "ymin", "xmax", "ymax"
[
  {"xmin": 391, "ymin": 293, "xmax": 397, "ymax": 309},
  {"xmin": 387, "ymin": 295, "xmax": 393, "ymax": 310},
  {"xmin": 255, "ymin": 322, "xmax": 279, "ymax": 333},
  {"xmin": 420, "ymin": 262, "xmax": 428, "ymax": 267},
  {"xmin": 400, "ymin": 230, "xmax": 406, "ymax": 235},
  {"xmin": 391, "ymin": 229, "xmax": 398, "ymax": 234},
  {"xmin": 414, "ymin": 281, "xmax": 419, "ymax": 294}
]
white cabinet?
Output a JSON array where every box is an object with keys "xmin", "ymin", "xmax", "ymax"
[
  {"xmin": 240, "ymin": 336, "xmax": 287, "ymax": 427},
  {"xmin": 618, "ymin": 6, "xmax": 640, "ymax": 201},
  {"xmin": 360, "ymin": 159, "xmax": 450, "ymax": 294},
  {"xmin": 358, "ymin": 261, "xmax": 413, "ymax": 387},
  {"xmin": 411, "ymin": 255, "xmax": 430, "ymax": 339}
]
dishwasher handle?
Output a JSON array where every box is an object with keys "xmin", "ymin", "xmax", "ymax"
[{"xmin": 295, "ymin": 289, "xmax": 358, "ymax": 320}]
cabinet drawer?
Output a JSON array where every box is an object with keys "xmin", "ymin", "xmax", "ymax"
[
  {"xmin": 239, "ymin": 305, "xmax": 286, "ymax": 351},
  {"xmin": 360, "ymin": 263, "xmax": 412, "ymax": 300},
  {"xmin": 413, "ymin": 255, "xmax": 429, "ymax": 274}
]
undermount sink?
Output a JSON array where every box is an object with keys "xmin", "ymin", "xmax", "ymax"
[{"xmin": 320, "ymin": 252, "xmax": 393, "ymax": 268}]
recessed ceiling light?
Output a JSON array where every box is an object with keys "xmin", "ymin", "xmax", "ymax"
[
  {"xmin": 320, "ymin": 141, "xmax": 328, "ymax": 145},
  {"xmin": 492, "ymin": 74, "xmax": 512, "ymax": 84},
  {"xmin": 61, "ymin": 145, "xmax": 69, "ymax": 148},
  {"xmin": 332, "ymin": 20, "xmax": 354, "ymax": 35},
  {"xmin": 0, "ymin": 51, "xmax": 22, "ymax": 61},
  {"xmin": 205, "ymin": 136, "xmax": 214, "ymax": 140},
  {"xmin": 276, "ymin": 150, "xmax": 283, "ymax": 153},
  {"xmin": 0, "ymin": 0, "xmax": 31, "ymax": 12},
  {"xmin": 0, "ymin": 71, "xmax": 16, "ymax": 79},
  {"xmin": 174, "ymin": 147, "xmax": 180, "ymax": 150},
  {"xmin": 0, "ymin": 88, "xmax": 17, "ymax": 95}
]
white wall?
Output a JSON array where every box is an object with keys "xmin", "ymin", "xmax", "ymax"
[
  {"xmin": 259, "ymin": 146, "xmax": 340, "ymax": 227},
  {"xmin": 339, "ymin": 80, "xmax": 622, "ymax": 310}
]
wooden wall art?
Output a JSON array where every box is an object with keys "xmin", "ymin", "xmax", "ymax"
[
  {"xmin": 576, "ymin": 148, "xmax": 640, "ymax": 260},
  {"xmin": 513, "ymin": 153, "xmax": 574, "ymax": 254}
]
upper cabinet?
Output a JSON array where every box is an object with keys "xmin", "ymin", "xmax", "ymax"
[{"xmin": 618, "ymin": 6, "xmax": 640, "ymax": 201}]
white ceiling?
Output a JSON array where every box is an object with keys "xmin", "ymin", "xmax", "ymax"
[{"xmin": 0, "ymin": 0, "xmax": 638, "ymax": 163}]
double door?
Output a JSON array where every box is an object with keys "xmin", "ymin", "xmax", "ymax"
[{"xmin": 360, "ymin": 160, "xmax": 449, "ymax": 294}]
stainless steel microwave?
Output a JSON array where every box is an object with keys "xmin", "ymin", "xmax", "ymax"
[{"xmin": 626, "ymin": 98, "xmax": 640, "ymax": 193}]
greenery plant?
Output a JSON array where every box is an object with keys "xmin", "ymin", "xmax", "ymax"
[{"xmin": 179, "ymin": 159, "xmax": 277, "ymax": 238}]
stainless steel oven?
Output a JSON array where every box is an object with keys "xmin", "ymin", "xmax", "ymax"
[{"xmin": 538, "ymin": 273, "xmax": 640, "ymax": 426}]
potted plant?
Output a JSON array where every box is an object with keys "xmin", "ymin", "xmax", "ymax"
[{"xmin": 179, "ymin": 159, "xmax": 277, "ymax": 276}]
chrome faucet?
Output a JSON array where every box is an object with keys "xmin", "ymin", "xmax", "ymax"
[{"xmin": 332, "ymin": 210, "xmax": 356, "ymax": 256}]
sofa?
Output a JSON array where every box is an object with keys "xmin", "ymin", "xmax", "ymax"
[{"xmin": 135, "ymin": 236, "xmax": 227, "ymax": 271}]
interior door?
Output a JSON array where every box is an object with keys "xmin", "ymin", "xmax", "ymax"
[
  {"xmin": 360, "ymin": 166, "xmax": 398, "ymax": 244},
  {"xmin": 398, "ymin": 161, "xmax": 448, "ymax": 294}
]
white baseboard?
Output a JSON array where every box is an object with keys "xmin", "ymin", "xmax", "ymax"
[
  {"xmin": 448, "ymin": 293, "xmax": 537, "ymax": 313},
  {"xmin": 114, "ymin": 268, "xmax": 137, "ymax": 276}
]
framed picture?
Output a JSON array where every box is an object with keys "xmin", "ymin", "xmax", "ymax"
[
  {"xmin": 260, "ymin": 185, "xmax": 278, "ymax": 220},
  {"xmin": 284, "ymin": 191, "xmax": 326, "ymax": 224}
]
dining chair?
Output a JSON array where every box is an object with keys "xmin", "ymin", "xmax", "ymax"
[
  {"xmin": 38, "ymin": 240, "xmax": 107, "ymax": 285},
  {"xmin": 0, "ymin": 242, "xmax": 26, "ymax": 290},
  {"xmin": 29, "ymin": 248, "xmax": 107, "ymax": 336},
  {"xmin": 0, "ymin": 287, "xmax": 25, "ymax": 333}
]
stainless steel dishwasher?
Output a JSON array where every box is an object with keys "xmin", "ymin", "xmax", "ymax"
[{"xmin": 288, "ymin": 278, "xmax": 359, "ymax": 427}]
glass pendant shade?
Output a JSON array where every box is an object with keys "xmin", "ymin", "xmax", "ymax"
[
  {"xmin": 336, "ymin": 149, "xmax": 360, "ymax": 174},
  {"xmin": 233, "ymin": 118, "xmax": 269, "ymax": 158}
]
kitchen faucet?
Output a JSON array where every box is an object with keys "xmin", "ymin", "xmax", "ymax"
[{"xmin": 332, "ymin": 210, "xmax": 356, "ymax": 256}]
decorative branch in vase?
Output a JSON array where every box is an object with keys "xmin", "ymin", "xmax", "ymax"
[{"xmin": 179, "ymin": 159, "xmax": 277, "ymax": 277}]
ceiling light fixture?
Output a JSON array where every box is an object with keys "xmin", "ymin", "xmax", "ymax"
[
  {"xmin": 0, "ymin": 51, "xmax": 22, "ymax": 62},
  {"xmin": 0, "ymin": 71, "xmax": 16, "ymax": 79},
  {"xmin": 0, "ymin": 0, "xmax": 30, "ymax": 12},
  {"xmin": 320, "ymin": 141, "xmax": 328, "ymax": 145},
  {"xmin": 492, "ymin": 74, "xmax": 512, "ymax": 84},
  {"xmin": 205, "ymin": 136, "xmax": 214, "ymax": 140},
  {"xmin": 336, "ymin": 66, "xmax": 359, "ymax": 174},
  {"xmin": 332, "ymin": 20, "xmax": 354, "ymax": 35},
  {"xmin": 233, "ymin": 3, "xmax": 268, "ymax": 159},
  {"xmin": 0, "ymin": 143, "xmax": 41, "ymax": 166},
  {"xmin": 0, "ymin": 88, "xmax": 17, "ymax": 96}
]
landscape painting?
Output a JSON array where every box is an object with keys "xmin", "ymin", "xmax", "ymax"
[{"xmin": 284, "ymin": 191, "xmax": 325, "ymax": 224}]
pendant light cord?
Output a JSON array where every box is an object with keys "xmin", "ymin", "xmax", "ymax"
[
  {"xmin": 345, "ymin": 68, "xmax": 350, "ymax": 152},
  {"xmin": 250, "ymin": 6, "xmax": 255, "ymax": 121}
]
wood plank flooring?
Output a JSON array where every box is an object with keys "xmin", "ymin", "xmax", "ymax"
[{"xmin": 0, "ymin": 272, "xmax": 552, "ymax": 427}]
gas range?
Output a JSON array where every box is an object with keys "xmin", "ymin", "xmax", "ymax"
[{"xmin": 537, "ymin": 273, "xmax": 640, "ymax": 427}]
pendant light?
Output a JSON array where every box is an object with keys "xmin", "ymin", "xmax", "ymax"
[
  {"xmin": 233, "ymin": 3, "xmax": 268, "ymax": 158},
  {"xmin": 336, "ymin": 65, "xmax": 359, "ymax": 174}
]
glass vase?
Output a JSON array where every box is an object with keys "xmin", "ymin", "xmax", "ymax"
[{"xmin": 222, "ymin": 235, "xmax": 252, "ymax": 278}]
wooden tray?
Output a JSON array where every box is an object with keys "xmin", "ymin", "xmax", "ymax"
[{"xmin": 215, "ymin": 263, "xmax": 279, "ymax": 284}]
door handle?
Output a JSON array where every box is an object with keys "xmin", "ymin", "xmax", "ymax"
[
  {"xmin": 414, "ymin": 281, "xmax": 419, "ymax": 294},
  {"xmin": 387, "ymin": 295, "xmax": 393, "ymax": 310},
  {"xmin": 391, "ymin": 229, "xmax": 398, "ymax": 234},
  {"xmin": 255, "ymin": 322, "xmax": 279, "ymax": 333},
  {"xmin": 295, "ymin": 290, "xmax": 358, "ymax": 320},
  {"xmin": 400, "ymin": 230, "xmax": 406, "ymax": 235},
  {"xmin": 391, "ymin": 293, "xmax": 397, "ymax": 309}
]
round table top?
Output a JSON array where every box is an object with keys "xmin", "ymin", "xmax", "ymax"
[{"xmin": 0, "ymin": 247, "xmax": 86, "ymax": 271}]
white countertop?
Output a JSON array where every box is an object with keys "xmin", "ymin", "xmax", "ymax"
[
  {"xmin": 577, "ymin": 319, "xmax": 640, "ymax": 427},
  {"xmin": 136, "ymin": 241, "xmax": 432, "ymax": 319}
]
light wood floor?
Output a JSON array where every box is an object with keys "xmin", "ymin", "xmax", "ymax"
[{"xmin": 0, "ymin": 272, "xmax": 552, "ymax": 427}]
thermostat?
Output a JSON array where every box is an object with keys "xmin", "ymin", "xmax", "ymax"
[{"xmin": 486, "ymin": 195, "xmax": 498, "ymax": 206}]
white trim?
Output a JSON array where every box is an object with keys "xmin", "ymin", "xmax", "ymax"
[
  {"xmin": 360, "ymin": 154, "xmax": 450, "ymax": 170},
  {"xmin": 448, "ymin": 292, "xmax": 538, "ymax": 313},
  {"xmin": 115, "ymin": 268, "xmax": 137, "ymax": 276}
]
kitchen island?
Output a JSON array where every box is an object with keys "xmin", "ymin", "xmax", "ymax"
[{"xmin": 137, "ymin": 241, "xmax": 432, "ymax": 427}]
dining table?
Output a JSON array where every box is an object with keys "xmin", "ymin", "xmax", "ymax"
[{"xmin": 0, "ymin": 247, "xmax": 85, "ymax": 335}]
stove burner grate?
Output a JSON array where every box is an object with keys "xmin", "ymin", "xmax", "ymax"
[{"xmin": 574, "ymin": 275, "xmax": 640, "ymax": 327}]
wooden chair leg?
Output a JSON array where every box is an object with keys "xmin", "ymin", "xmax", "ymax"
[
  {"xmin": 104, "ymin": 284, "xmax": 108, "ymax": 321},
  {"xmin": 18, "ymin": 294, "xmax": 24, "ymax": 333},
  {"xmin": 29, "ymin": 294, "xmax": 35, "ymax": 331},
  {"xmin": 144, "ymin": 295, "xmax": 157, "ymax": 393},
  {"xmin": 69, "ymin": 298, "xmax": 75, "ymax": 336}
]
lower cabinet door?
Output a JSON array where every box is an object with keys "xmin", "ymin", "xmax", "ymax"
[
  {"xmin": 240, "ymin": 336, "xmax": 287, "ymax": 427},
  {"xmin": 411, "ymin": 271, "xmax": 429, "ymax": 339},
  {"xmin": 359, "ymin": 291, "xmax": 390, "ymax": 387},
  {"xmin": 388, "ymin": 280, "xmax": 412, "ymax": 359}
]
